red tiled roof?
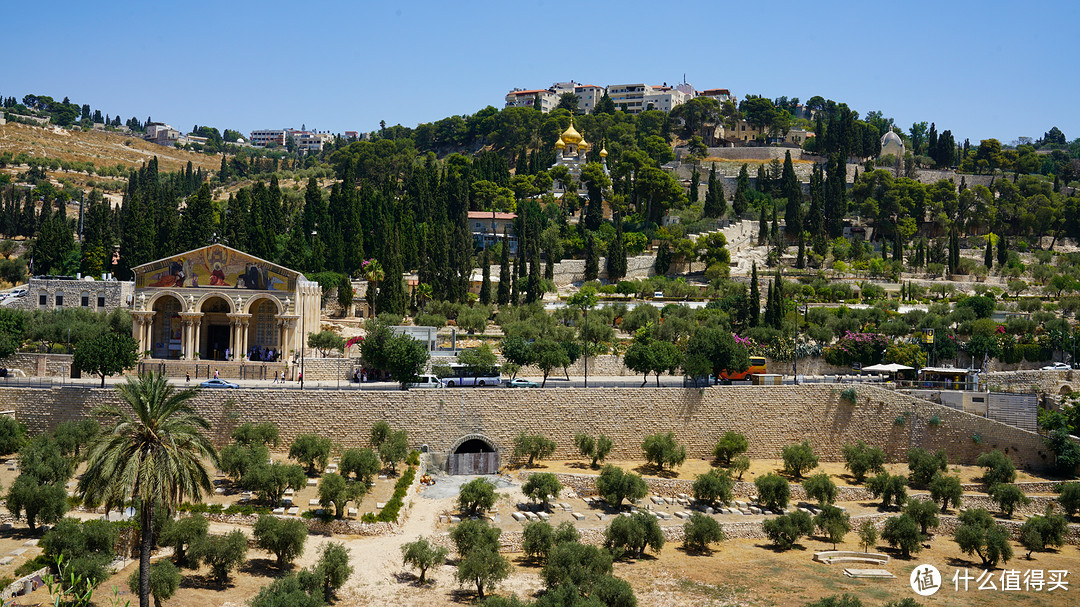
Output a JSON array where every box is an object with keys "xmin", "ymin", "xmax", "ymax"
[{"xmin": 509, "ymin": 90, "xmax": 546, "ymax": 96}]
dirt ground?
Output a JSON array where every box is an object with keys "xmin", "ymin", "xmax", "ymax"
[{"xmin": 0, "ymin": 458, "xmax": 1075, "ymax": 607}]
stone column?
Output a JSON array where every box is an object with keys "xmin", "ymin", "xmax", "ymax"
[
  {"xmin": 278, "ymin": 315, "xmax": 299, "ymax": 361},
  {"xmin": 132, "ymin": 311, "xmax": 155, "ymax": 358},
  {"xmin": 178, "ymin": 312, "xmax": 202, "ymax": 361}
]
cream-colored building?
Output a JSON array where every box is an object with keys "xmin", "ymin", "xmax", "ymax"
[{"xmin": 130, "ymin": 244, "xmax": 319, "ymax": 362}]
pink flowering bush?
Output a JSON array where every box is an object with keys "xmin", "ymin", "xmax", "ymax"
[{"xmin": 822, "ymin": 331, "xmax": 890, "ymax": 367}]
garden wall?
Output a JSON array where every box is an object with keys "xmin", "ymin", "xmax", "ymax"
[{"xmin": 0, "ymin": 384, "xmax": 1052, "ymax": 470}]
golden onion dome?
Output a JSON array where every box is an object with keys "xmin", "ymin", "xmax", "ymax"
[
  {"xmin": 579, "ymin": 139, "xmax": 591, "ymax": 152},
  {"xmin": 600, "ymin": 146, "xmax": 608, "ymax": 158},
  {"xmin": 559, "ymin": 120, "xmax": 583, "ymax": 145},
  {"xmin": 555, "ymin": 138, "xmax": 565, "ymax": 149}
]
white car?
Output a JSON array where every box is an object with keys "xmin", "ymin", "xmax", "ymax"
[
  {"xmin": 1041, "ymin": 362, "xmax": 1071, "ymax": 371},
  {"xmin": 407, "ymin": 374, "xmax": 444, "ymax": 389}
]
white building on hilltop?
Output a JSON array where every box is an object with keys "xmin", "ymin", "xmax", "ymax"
[{"xmin": 606, "ymin": 82, "xmax": 692, "ymax": 114}]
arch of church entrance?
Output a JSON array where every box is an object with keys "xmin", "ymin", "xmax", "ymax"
[
  {"xmin": 149, "ymin": 293, "xmax": 185, "ymax": 359},
  {"xmin": 244, "ymin": 296, "xmax": 284, "ymax": 362},
  {"xmin": 447, "ymin": 434, "xmax": 499, "ymax": 475},
  {"xmin": 200, "ymin": 295, "xmax": 233, "ymax": 361}
]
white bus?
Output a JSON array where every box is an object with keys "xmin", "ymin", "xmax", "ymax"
[{"xmin": 435, "ymin": 363, "xmax": 502, "ymax": 387}]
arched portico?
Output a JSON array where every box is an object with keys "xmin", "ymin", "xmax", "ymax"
[
  {"xmin": 148, "ymin": 293, "xmax": 185, "ymax": 359},
  {"xmin": 199, "ymin": 295, "xmax": 234, "ymax": 360},
  {"xmin": 447, "ymin": 434, "xmax": 500, "ymax": 475}
]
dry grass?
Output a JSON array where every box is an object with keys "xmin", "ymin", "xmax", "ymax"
[{"xmin": 0, "ymin": 122, "xmax": 221, "ymax": 174}]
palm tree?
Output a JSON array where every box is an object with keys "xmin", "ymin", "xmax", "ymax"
[
  {"xmin": 79, "ymin": 373, "xmax": 217, "ymax": 607},
  {"xmin": 363, "ymin": 259, "xmax": 385, "ymax": 318}
]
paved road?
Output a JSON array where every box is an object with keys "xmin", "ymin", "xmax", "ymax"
[{"xmin": 0, "ymin": 374, "xmax": 693, "ymax": 391}]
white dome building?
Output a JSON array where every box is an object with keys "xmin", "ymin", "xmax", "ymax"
[{"xmin": 880, "ymin": 130, "xmax": 905, "ymax": 159}]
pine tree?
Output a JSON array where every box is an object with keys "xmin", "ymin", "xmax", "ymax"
[
  {"xmin": 497, "ymin": 231, "xmax": 511, "ymax": 305},
  {"xmin": 733, "ymin": 164, "xmax": 750, "ymax": 216},
  {"xmin": 583, "ymin": 234, "xmax": 599, "ymax": 282},
  {"xmin": 749, "ymin": 262, "xmax": 760, "ymax": 327}
]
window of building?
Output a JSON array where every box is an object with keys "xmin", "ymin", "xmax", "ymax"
[
  {"xmin": 55, "ymin": 293, "xmax": 63, "ymax": 307},
  {"xmin": 81, "ymin": 292, "xmax": 89, "ymax": 307},
  {"xmin": 98, "ymin": 295, "xmax": 106, "ymax": 308},
  {"xmin": 39, "ymin": 293, "xmax": 47, "ymax": 306}
]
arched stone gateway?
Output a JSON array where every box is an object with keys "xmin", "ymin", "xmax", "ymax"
[{"xmin": 447, "ymin": 434, "xmax": 499, "ymax": 475}]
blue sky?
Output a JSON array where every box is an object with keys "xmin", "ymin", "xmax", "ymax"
[{"xmin": 5, "ymin": 1, "xmax": 1078, "ymax": 145}]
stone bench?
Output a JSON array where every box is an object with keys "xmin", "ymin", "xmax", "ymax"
[{"xmin": 814, "ymin": 551, "xmax": 891, "ymax": 566}]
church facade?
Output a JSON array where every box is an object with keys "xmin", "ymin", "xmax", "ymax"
[{"xmin": 130, "ymin": 244, "xmax": 320, "ymax": 362}]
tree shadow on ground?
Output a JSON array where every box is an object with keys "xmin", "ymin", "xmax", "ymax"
[
  {"xmin": 754, "ymin": 542, "xmax": 809, "ymax": 554},
  {"xmin": 239, "ymin": 557, "xmax": 289, "ymax": 579},
  {"xmin": 179, "ymin": 574, "xmax": 235, "ymax": 591},
  {"xmin": 632, "ymin": 464, "xmax": 679, "ymax": 479}
]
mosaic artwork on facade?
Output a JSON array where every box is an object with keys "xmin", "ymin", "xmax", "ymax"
[{"xmin": 135, "ymin": 245, "xmax": 296, "ymax": 291}]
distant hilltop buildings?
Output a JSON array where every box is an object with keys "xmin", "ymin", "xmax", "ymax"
[
  {"xmin": 249, "ymin": 128, "xmax": 335, "ymax": 152},
  {"xmin": 505, "ymin": 80, "xmax": 735, "ymax": 115}
]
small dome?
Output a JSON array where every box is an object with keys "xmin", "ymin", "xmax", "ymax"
[
  {"xmin": 555, "ymin": 138, "xmax": 565, "ymax": 149},
  {"xmin": 579, "ymin": 139, "xmax": 590, "ymax": 153},
  {"xmin": 600, "ymin": 147, "xmax": 608, "ymax": 158},
  {"xmin": 881, "ymin": 131, "xmax": 903, "ymax": 146}
]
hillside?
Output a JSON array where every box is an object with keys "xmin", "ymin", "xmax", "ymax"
[{"xmin": 0, "ymin": 121, "xmax": 221, "ymax": 174}]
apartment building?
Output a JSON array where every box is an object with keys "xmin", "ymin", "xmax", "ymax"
[
  {"xmin": 249, "ymin": 129, "xmax": 333, "ymax": 151},
  {"xmin": 505, "ymin": 89, "xmax": 558, "ymax": 112},
  {"xmin": 606, "ymin": 83, "xmax": 692, "ymax": 114}
]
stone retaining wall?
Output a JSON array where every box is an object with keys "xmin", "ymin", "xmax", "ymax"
[
  {"xmin": 2, "ymin": 384, "xmax": 1053, "ymax": 470},
  {"xmin": 0, "ymin": 353, "xmax": 73, "ymax": 377}
]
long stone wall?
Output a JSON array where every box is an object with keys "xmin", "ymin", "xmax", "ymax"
[{"xmin": 1, "ymin": 384, "xmax": 1052, "ymax": 470}]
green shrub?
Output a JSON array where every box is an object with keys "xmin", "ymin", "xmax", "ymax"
[
  {"xmin": 754, "ymin": 473, "xmax": 790, "ymax": 510},
  {"xmin": 762, "ymin": 510, "xmax": 813, "ymax": 549},
  {"xmin": 977, "ymin": 449, "xmax": 1016, "ymax": 487},
  {"xmin": 867, "ymin": 473, "xmax": 908, "ymax": 510},
  {"xmin": 803, "ymin": 473, "xmax": 837, "ymax": 506},
  {"xmin": 642, "ymin": 432, "xmax": 687, "ymax": 472},
  {"xmin": 712, "ymin": 431, "xmax": 748, "ymax": 465},
  {"xmin": 839, "ymin": 387, "xmax": 857, "ymax": 404},
  {"xmin": 841, "ymin": 441, "xmax": 886, "ymax": 484},
  {"xmin": 781, "ymin": 440, "xmax": 818, "ymax": 479},
  {"xmin": 682, "ymin": 513, "xmax": 726, "ymax": 553},
  {"xmin": 881, "ymin": 514, "xmax": 923, "ymax": 558},
  {"xmin": 692, "ymin": 469, "xmax": 734, "ymax": 507},
  {"xmin": 907, "ymin": 448, "xmax": 948, "ymax": 486},
  {"xmin": 604, "ymin": 511, "xmax": 664, "ymax": 559}
]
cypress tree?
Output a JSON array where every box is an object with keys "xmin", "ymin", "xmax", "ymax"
[
  {"xmin": 824, "ymin": 153, "xmax": 846, "ymax": 238},
  {"xmin": 984, "ymin": 237, "xmax": 993, "ymax": 269},
  {"xmin": 704, "ymin": 163, "xmax": 726, "ymax": 218},
  {"xmin": 177, "ymin": 182, "xmax": 214, "ymax": 252},
  {"xmin": 755, "ymin": 163, "xmax": 768, "ymax": 194},
  {"xmin": 497, "ymin": 230, "xmax": 511, "ymax": 306},
  {"xmin": 510, "ymin": 257, "xmax": 519, "ymax": 305},
  {"xmin": 782, "ymin": 151, "xmax": 801, "ymax": 234},
  {"xmin": 526, "ymin": 246, "xmax": 541, "ymax": 304},
  {"xmin": 733, "ymin": 164, "xmax": 749, "ymax": 216},
  {"xmin": 758, "ymin": 204, "xmax": 768, "ymax": 246},
  {"xmin": 689, "ymin": 166, "xmax": 700, "ymax": 203},
  {"xmin": 583, "ymin": 233, "xmax": 599, "ymax": 281},
  {"xmin": 480, "ymin": 248, "xmax": 492, "ymax": 306},
  {"xmin": 749, "ymin": 262, "xmax": 760, "ymax": 327},
  {"xmin": 796, "ymin": 232, "xmax": 806, "ymax": 269},
  {"xmin": 376, "ymin": 226, "xmax": 406, "ymax": 316},
  {"xmin": 654, "ymin": 241, "xmax": 671, "ymax": 275},
  {"xmin": 997, "ymin": 236, "xmax": 1008, "ymax": 268},
  {"xmin": 606, "ymin": 214, "xmax": 627, "ymax": 281},
  {"xmin": 770, "ymin": 203, "xmax": 779, "ymax": 247}
]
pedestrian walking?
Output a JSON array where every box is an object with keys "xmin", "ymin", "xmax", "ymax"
[
  {"xmin": 214, "ymin": 369, "xmax": 219, "ymax": 379},
  {"xmin": 185, "ymin": 372, "xmax": 190, "ymax": 384}
]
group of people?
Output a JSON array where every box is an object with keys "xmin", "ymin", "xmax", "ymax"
[{"xmin": 247, "ymin": 345, "xmax": 278, "ymax": 362}]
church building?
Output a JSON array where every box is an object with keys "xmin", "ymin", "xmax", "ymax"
[{"xmin": 130, "ymin": 244, "xmax": 320, "ymax": 362}]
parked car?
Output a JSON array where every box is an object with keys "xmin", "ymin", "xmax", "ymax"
[
  {"xmin": 407, "ymin": 374, "xmax": 444, "ymax": 389},
  {"xmin": 200, "ymin": 378, "xmax": 239, "ymax": 389},
  {"xmin": 506, "ymin": 378, "xmax": 540, "ymax": 388},
  {"xmin": 1041, "ymin": 362, "xmax": 1071, "ymax": 371}
]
